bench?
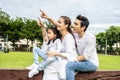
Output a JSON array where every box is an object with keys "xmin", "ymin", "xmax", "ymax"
[
  {"xmin": 0, "ymin": 69, "xmax": 120, "ymax": 80},
  {"xmin": 75, "ymin": 71, "xmax": 120, "ymax": 80}
]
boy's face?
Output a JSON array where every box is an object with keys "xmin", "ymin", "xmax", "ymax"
[{"xmin": 72, "ymin": 19, "xmax": 85, "ymax": 33}]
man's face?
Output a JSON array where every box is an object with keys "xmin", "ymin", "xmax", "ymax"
[{"xmin": 72, "ymin": 19, "xmax": 81, "ymax": 33}]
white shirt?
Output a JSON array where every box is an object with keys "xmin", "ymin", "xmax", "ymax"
[
  {"xmin": 41, "ymin": 38, "xmax": 62, "ymax": 53},
  {"xmin": 60, "ymin": 33, "xmax": 77, "ymax": 61},
  {"xmin": 74, "ymin": 32, "xmax": 99, "ymax": 66},
  {"xmin": 44, "ymin": 33, "xmax": 78, "ymax": 74},
  {"xmin": 41, "ymin": 38, "xmax": 62, "ymax": 73}
]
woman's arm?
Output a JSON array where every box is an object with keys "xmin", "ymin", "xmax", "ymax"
[
  {"xmin": 47, "ymin": 51, "xmax": 67, "ymax": 59},
  {"xmin": 40, "ymin": 10, "xmax": 58, "ymax": 26}
]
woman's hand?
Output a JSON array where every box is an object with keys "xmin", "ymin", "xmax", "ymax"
[
  {"xmin": 47, "ymin": 51, "xmax": 57, "ymax": 57},
  {"xmin": 40, "ymin": 10, "xmax": 58, "ymax": 26},
  {"xmin": 40, "ymin": 10, "xmax": 49, "ymax": 19}
]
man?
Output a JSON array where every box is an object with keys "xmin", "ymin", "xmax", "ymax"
[{"xmin": 66, "ymin": 15, "xmax": 99, "ymax": 80}]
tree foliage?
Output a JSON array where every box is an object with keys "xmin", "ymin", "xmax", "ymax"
[
  {"xmin": 0, "ymin": 8, "xmax": 10, "ymax": 37},
  {"xmin": 96, "ymin": 26, "xmax": 120, "ymax": 55}
]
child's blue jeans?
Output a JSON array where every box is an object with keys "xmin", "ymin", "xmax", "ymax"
[{"xmin": 33, "ymin": 47, "xmax": 58, "ymax": 70}]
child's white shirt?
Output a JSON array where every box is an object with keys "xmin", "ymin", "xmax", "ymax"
[{"xmin": 41, "ymin": 38, "xmax": 62, "ymax": 53}]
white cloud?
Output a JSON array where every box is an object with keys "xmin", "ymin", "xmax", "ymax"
[
  {"xmin": 88, "ymin": 23, "xmax": 120, "ymax": 34},
  {"xmin": 101, "ymin": 16, "xmax": 120, "ymax": 20},
  {"xmin": 114, "ymin": 10, "xmax": 120, "ymax": 14},
  {"xmin": 0, "ymin": 0, "xmax": 120, "ymax": 34}
]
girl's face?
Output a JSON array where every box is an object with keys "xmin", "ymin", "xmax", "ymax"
[
  {"xmin": 47, "ymin": 29, "xmax": 56, "ymax": 40},
  {"xmin": 57, "ymin": 18, "xmax": 67, "ymax": 31}
]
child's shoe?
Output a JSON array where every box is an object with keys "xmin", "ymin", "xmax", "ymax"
[
  {"xmin": 28, "ymin": 66, "xmax": 39, "ymax": 78},
  {"xmin": 26, "ymin": 63, "xmax": 38, "ymax": 70}
]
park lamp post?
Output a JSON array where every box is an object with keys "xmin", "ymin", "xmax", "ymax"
[
  {"xmin": 4, "ymin": 34, "xmax": 9, "ymax": 53},
  {"xmin": 105, "ymin": 33, "xmax": 108, "ymax": 55},
  {"xmin": 105, "ymin": 39, "xmax": 107, "ymax": 55}
]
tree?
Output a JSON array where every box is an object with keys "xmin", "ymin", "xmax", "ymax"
[
  {"xmin": 7, "ymin": 17, "xmax": 24, "ymax": 50},
  {"xmin": 96, "ymin": 32, "xmax": 106, "ymax": 53},
  {"xmin": 105, "ymin": 26, "xmax": 120, "ymax": 55},
  {"xmin": 22, "ymin": 18, "xmax": 42, "ymax": 51},
  {"xmin": 0, "ymin": 8, "xmax": 10, "ymax": 37},
  {"xmin": 115, "ymin": 27, "xmax": 120, "ymax": 50}
]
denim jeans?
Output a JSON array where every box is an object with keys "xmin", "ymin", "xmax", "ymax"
[
  {"xmin": 33, "ymin": 47, "xmax": 58, "ymax": 70},
  {"xmin": 66, "ymin": 60, "xmax": 97, "ymax": 80}
]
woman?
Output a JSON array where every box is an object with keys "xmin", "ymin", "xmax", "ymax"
[{"xmin": 40, "ymin": 10, "xmax": 77, "ymax": 80}]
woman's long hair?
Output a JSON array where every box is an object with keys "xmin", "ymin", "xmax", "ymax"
[{"xmin": 60, "ymin": 16, "xmax": 78, "ymax": 53}]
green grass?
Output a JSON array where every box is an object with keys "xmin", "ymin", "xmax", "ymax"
[
  {"xmin": 98, "ymin": 54, "xmax": 120, "ymax": 70},
  {"xmin": 0, "ymin": 52, "xmax": 120, "ymax": 70},
  {"xmin": 0, "ymin": 51, "xmax": 40, "ymax": 69}
]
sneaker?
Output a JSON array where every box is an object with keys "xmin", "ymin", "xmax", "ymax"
[
  {"xmin": 26, "ymin": 63, "xmax": 38, "ymax": 70},
  {"xmin": 28, "ymin": 66, "xmax": 39, "ymax": 78}
]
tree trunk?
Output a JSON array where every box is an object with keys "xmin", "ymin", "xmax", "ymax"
[
  {"xmin": 12, "ymin": 42, "xmax": 15, "ymax": 51},
  {"xmin": 26, "ymin": 39, "xmax": 29, "ymax": 52}
]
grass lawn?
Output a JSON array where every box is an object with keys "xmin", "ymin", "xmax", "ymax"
[
  {"xmin": 98, "ymin": 54, "xmax": 120, "ymax": 70},
  {"xmin": 0, "ymin": 51, "xmax": 120, "ymax": 70},
  {"xmin": 0, "ymin": 51, "xmax": 40, "ymax": 69}
]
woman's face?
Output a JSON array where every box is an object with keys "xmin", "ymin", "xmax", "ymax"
[{"xmin": 57, "ymin": 18, "xmax": 67, "ymax": 32}]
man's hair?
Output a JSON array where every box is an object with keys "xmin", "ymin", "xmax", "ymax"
[{"xmin": 76, "ymin": 15, "xmax": 89, "ymax": 31}]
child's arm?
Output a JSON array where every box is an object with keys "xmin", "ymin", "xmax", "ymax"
[
  {"xmin": 40, "ymin": 10, "xmax": 58, "ymax": 26},
  {"xmin": 38, "ymin": 17, "xmax": 47, "ymax": 39}
]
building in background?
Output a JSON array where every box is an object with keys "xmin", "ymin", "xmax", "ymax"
[{"xmin": 0, "ymin": 36, "xmax": 40, "ymax": 52}]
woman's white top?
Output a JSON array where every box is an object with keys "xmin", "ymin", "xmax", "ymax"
[
  {"xmin": 74, "ymin": 32, "xmax": 99, "ymax": 66},
  {"xmin": 60, "ymin": 33, "xmax": 77, "ymax": 61},
  {"xmin": 44, "ymin": 33, "xmax": 77, "ymax": 74}
]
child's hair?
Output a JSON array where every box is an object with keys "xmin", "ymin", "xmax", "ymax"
[{"xmin": 47, "ymin": 26, "xmax": 62, "ymax": 45}]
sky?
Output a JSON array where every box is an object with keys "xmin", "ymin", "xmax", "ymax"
[{"xmin": 0, "ymin": 0, "xmax": 120, "ymax": 34}]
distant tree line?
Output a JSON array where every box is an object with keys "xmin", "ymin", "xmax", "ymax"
[
  {"xmin": 0, "ymin": 8, "xmax": 120, "ymax": 54},
  {"xmin": 96, "ymin": 26, "xmax": 120, "ymax": 55},
  {"xmin": 0, "ymin": 8, "xmax": 54, "ymax": 51},
  {"xmin": 0, "ymin": 8, "xmax": 44, "ymax": 51}
]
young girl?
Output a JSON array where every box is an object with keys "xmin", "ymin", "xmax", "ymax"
[{"xmin": 26, "ymin": 18, "xmax": 62, "ymax": 78}]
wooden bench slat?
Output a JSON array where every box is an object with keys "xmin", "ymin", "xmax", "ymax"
[{"xmin": 0, "ymin": 69, "xmax": 120, "ymax": 80}]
